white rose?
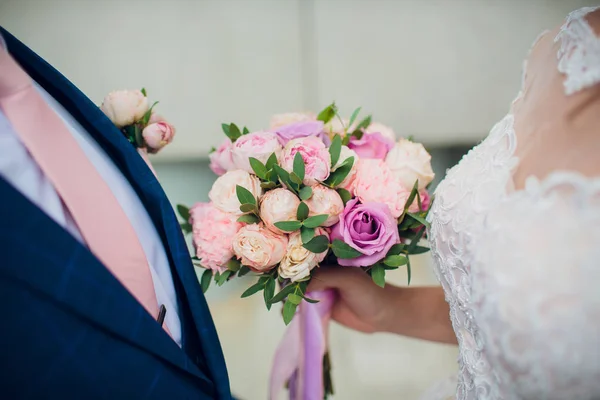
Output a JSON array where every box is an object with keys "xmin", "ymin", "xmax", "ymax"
[
  {"xmin": 231, "ymin": 131, "xmax": 282, "ymax": 174},
  {"xmin": 209, "ymin": 170, "xmax": 263, "ymax": 215},
  {"xmin": 100, "ymin": 90, "xmax": 149, "ymax": 128},
  {"xmin": 385, "ymin": 138, "xmax": 434, "ymax": 190},
  {"xmin": 304, "ymin": 185, "xmax": 344, "ymax": 227},
  {"xmin": 366, "ymin": 122, "xmax": 396, "ymax": 141},
  {"xmin": 260, "ymin": 188, "xmax": 301, "ymax": 233},
  {"xmin": 278, "ymin": 229, "xmax": 328, "ymax": 282},
  {"xmin": 233, "ymin": 224, "xmax": 288, "ymax": 272},
  {"xmin": 270, "ymin": 112, "xmax": 315, "ymax": 129}
]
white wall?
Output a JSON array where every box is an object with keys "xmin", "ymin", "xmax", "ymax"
[{"xmin": 1, "ymin": 0, "xmax": 594, "ymax": 161}]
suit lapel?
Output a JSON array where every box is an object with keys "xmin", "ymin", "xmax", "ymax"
[{"xmin": 0, "ymin": 28, "xmax": 230, "ymax": 398}]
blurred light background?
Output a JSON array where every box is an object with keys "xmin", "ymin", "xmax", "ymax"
[{"xmin": 1, "ymin": 0, "xmax": 595, "ymax": 398}]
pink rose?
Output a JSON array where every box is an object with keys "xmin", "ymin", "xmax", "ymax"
[
  {"xmin": 209, "ymin": 170, "xmax": 263, "ymax": 215},
  {"xmin": 270, "ymin": 112, "xmax": 316, "ymax": 129},
  {"xmin": 142, "ymin": 121, "xmax": 175, "ymax": 153},
  {"xmin": 366, "ymin": 122, "xmax": 396, "ymax": 141},
  {"xmin": 189, "ymin": 202, "xmax": 242, "ymax": 273},
  {"xmin": 353, "ymin": 159, "xmax": 408, "ymax": 218},
  {"xmin": 260, "ymin": 188, "xmax": 301, "ymax": 233},
  {"xmin": 100, "ymin": 89, "xmax": 149, "ymax": 128},
  {"xmin": 304, "ymin": 185, "xmax": 344, "ymax": 227},
  {"xmin": 278, "ymin": 228, "xmax": 329, "ymax": 282},
  {"xmin": 232, "ymin": 131, "xmax": 282, "ymax": 173},
  {"xmin": 385, "ymin": 138, "xmax": 435, "ymax": 190},
  {"xmin": 233, "ymin": 224, "xmax": 288, "ymax": 272},
  {"xmin": 348, "ymin": 131, "xmax": 394, "ymax": 159},
  {"xmin": 209, "ymin": 139, "xmax": 235, "ymax": 176},
  {"xmin": 331, "ymin": 199, "xmax": 400, "ymax": 267},
  {"xmin": 280, "ymin": 137, "xmax": 331, "ymax": 185}
]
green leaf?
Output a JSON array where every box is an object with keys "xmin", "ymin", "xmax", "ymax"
[
  {"xmin": 301, "ymin": 226, "xmax": 315, "ymax": 244},
  {"xmin": 177, "ymin": 204, "xmax": 191, "ymax": 221},
  {"xmin": 387, "ymin": 243, "xmax": 407, "ymax": 256},
  {"xmin": 239, "ymin": 203, "xmax": 258, "ymax": 213},
  {"xmin": 404, "ymin": 180, "xmax": 419, "ymax": 212},
  {"xmin": 293, "ymin": 152, "xmax": 305, "ymax": 181},
  {"xmin": 342, "ymin": 134, "xmax": 351, "ymax": 146},
  {"xmin": 326, "ymin": 156, "xmax": 354, "ymax": 187},
  {"xmin": 348, "ymin": 107, "xmax": 362, "ymax": 128},
  {"xmin": 331, "ymin": 239, "xmax": 363, "ymax": 259},
  {"xmin": 302, "ymin": 295, "xmax": 320, "ymax": 304},
  {"xmin": 289, "ymin": 172, "xmax": 303, "ymax": 185},
  {"xmin": 407, "ymin": 245, "xmax": 430, "ymax": 255},
  {"xmin": 303, "ymin": 214, "xmax": 329, "ymax": 228},
  {"xmin": 227, "ymin": 259, "xmax": 241, "ymax": 272},
  {"xmin": 241, "ymin": 281, "xmax": 264, "ymax": 298},
  {"xmin": 337, "ymin": 188, "xmax": 352, "ymax": 206},
  {"xmin": 216, "ymin": 270, "xmax": 232, "ymax": 286},
  {"xmin": 406, "ymin": 225, "xmax": 426, "ymax": 253},
  {"xmin": 288, "ymin": 293, "xmax": 302, "ymax": 305},
  {"xmin": 316, "ymin": 103, "xmax": 337, "ymax": 124},
  {"xmin": 269, "ymin": 284, "xmax": 296, "ymax": 304},
  {"xmin": 406, "ymin": 256, "xmax": 412, "ymax": 285},
  {"xmin": 370, "ymin": 264, "xmax": 386, "ymax": 288},
  {"xmin": 221, "ymin": 123, "xmax": 230, "ymax": 137},
  {"xmin": 299, "ymin": 186, "xmax": 313, "ymax": 201},
  {"xmin": 237, "ymin": 214, "xmax": 260, "ymax": 224},
  {"xmin": 274, "ymin": 220, "xmax": 302, "ymax": 232},
  {"xmin": 236, "ymin": 185, "xmax": 256, "ymax": 206},
  {"xmin": 265, "ymin": 152, "xmax": 278, "ymax": 171},
  {"xmin": 302, "ymin": 234, "xmax": 329, "ymax": 253},
  {"xmin": 407, "ymin": 213, "xmax": 430, "ymax": 229},
  {"xmin": 180, "ymin": 222, "xmax": 192, "ymax": 234},
  {"xmin": 351, "ymin": 115, "xmax": 372, "ymax": 136},
  {"xmin": 264, "ymin": 278, "xmax": 276, "ymax": 310},
  {"xmin": 249, "ymin": 157, "xmax": 268, "ymax": 180},
  {"xmin": 229, "ymin": 123, "xmax": 242, "ymax": 140},
  {"xmin": 260, "ymin": 181, "xmax": 279, "ymax": 190},
  {"xmin": 273, "ymin": 165, "xmax": 294, "ymax": 191},
  {"xmin": 141, "ymin": 88, "xmax": 147, "ymax": 97},
  {"xmin": 329, "ymin": 134, "xmax": 342, "ymax": 167},
  {"xmin": 297, "ymin": 202, "xmax": 309, "ymax": 220},
  {"xmin": 283, "ymin": 299, "xmax": 298, "ymax": 325},
  {"xmin": 242, "ymin": 126, "xmax": 250, "ymax": 135},
  {"xmin": 141, "ymin": 101, "xmax": 159, "ymax": 126},
  {"xmin": 238, "ymin": 265, "xmax": 251, "ymax": 277},
  {"xmin": 200, "ymin": 269, "xmax": 212, "ymax": 293},
  {"xmin": 384, "ymin": 255, "xmax": 408, "ymax": 267}
]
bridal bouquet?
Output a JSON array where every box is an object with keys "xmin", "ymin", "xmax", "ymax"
[{"xmin": 178, "ymin": 104, "xmax": 434, "ymax": 399}]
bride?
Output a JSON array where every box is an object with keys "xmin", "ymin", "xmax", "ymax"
[{"xmin": 311, "ymin": 6, "xmax": 600, "ymax": 399}]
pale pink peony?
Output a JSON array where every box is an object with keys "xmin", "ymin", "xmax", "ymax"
[
  {"xmin": 142, "ymin": 121, "xmax": 175, "ymax": 153},
  {"xmin": 270, "ymin": 112, "xmax": 316, "ymax": 129},
  {"xmin": 385, "ymin": 138, "xmax": 435, "ymax": 190},
  {"xmin": 189, "ymin": 202, "xmax": 242, "ymax": 273},
  {"xmin": 259, "ymin": 188, "xmax": 301, "ymax": 233},
  {"xmin": 304, "ymin": 185, "xmax": 344, "ymax": 227},
  {"xmin": 100, "ymin": 90, "xmax": 149, "ymax": 128},
  {"xmin": 279, "ymin": 137, "xmax": 331, "ymax": 185},
  {"xmin": 278, "ymin": 228, "xmax": 329, "ymax": 282},
  {"xmin": 353, "ymin": 159, "xmax": 410, "ymax": 218},
  {"xmin": 208, "ymin": 170, "xmax": 263, "ymax": 215},
  {"xmin": 209, "ymin": 139, "xmax": 235, "ymax": 176},
  {"xmin": 231, "ymin": 131, "xmax": 282, "ymax": 174},
  {"xmin": 233, "ymin": 224, "xmax": 288, "ymax": 272}
]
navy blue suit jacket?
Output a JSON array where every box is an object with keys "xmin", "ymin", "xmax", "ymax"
[{"xmin": 0, "ymin": 28, "xmax": 232, "ymax": 399}]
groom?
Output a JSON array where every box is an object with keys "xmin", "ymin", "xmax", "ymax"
[{"xmin": 0, "ymin": 27, "xmax": 231, "ymax": 399}]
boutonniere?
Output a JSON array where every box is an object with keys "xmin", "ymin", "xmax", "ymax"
[{"xmin": 100, "ymin": 88, "xmax": 175, "ymax": 154}]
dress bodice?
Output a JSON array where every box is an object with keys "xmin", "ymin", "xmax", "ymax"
[{"xmin": 425, "ymin": 7, "xmax": 600, "ymax": 400}]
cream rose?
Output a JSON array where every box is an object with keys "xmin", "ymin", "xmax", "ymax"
[
  {"xmin": 260, "ymin": 188, "xmax": 301, "ymax": 233},
  {"xmin": 100, "ymin": 90, "xmax": 149, "ymax": 128},
  {"xmin": 233, "ymin": 224, "xmax": 288, "ymax": 272},
  {"xmin": 304, "ymin": 185, "xmax": 344, "ymax": 227},
  {"xmin": 208, "ymin": 170, "xmax": 263, "ymax": 215},
  {"xmin": 278, "ymin": 229, "xmax": 329, "ymax": 282},
  {"xmin": 385, "ymin": 138, "xmax": 435, "ymax": 190}
]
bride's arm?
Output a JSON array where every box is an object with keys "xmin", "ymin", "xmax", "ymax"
[{"xmin": 310, "ymin": 267, "xmax": 457, "ymax": 344}]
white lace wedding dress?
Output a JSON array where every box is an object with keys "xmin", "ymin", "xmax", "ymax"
[{"xmin": 423, "ymin": 6, "xmax": 600, "ymax": 400}]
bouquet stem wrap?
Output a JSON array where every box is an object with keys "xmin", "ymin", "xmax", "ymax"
[{"xmin": 270, "ymin": 289, "xmax": 336, "ymax": 400}]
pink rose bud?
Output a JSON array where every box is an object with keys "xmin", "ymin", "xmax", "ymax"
[
  {"xmin": 260, "ymin": 188, "xmax": 301, "ymax": 234},
  {"xmin": 189, "ymin": 202, "xmax": 242, "ymax": 273},
  {"xmin": 233, "ymin": 224, "xmax": 288, "ymax": 272},
  {"xmin": 142, "ymin": 121, "xmax": 175, "ymax": 153},
  {"xmin": 100, "ymin": 89, "xmax": 149, "ymax": 128}
]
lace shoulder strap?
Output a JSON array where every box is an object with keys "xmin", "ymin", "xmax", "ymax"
[{"xmin": 555, "ymin": 6, "xmax": 600, "ymax": 95}]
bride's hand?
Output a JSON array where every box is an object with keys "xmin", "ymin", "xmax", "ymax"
[{"xmin": 308, "ymin": 265, "xmax": 398, "ymax": 333}]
